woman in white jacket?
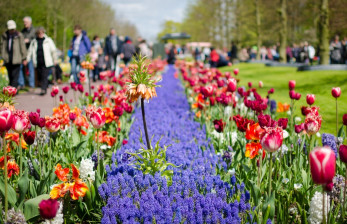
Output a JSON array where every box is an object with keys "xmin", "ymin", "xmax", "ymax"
[{"xmin": 27, "ymin": 27, "xmax": 57, "ymax": 95}]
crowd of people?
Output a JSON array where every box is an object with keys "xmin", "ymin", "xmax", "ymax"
[{"xmin": 1, "ymin": 17, "xmax": 153, "ymax": 95}]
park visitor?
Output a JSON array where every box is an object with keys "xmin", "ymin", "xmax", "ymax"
[
  {"xmin": 26, "ymin": 27, "xmax": 57, "ymax": 96},
  {"xmin": 1, "ymin": 20, "xmax": 27, "ymax": 89},
  {"xmin": 120, "ymin": 36, "xmax": 136, "ymax": 66},
  {"xmin": 104, "ymin": 28, "xmax": 123, "ymax": 72}
]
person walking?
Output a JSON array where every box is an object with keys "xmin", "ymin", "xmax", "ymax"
[
  {"xmin": 138, "ymin": 39, "xmax": 152, "ymax": 58},
  {"xmin": 330, "ymin": 35, "xmax": 342, "ymax": 64},
  {"xmin": 230, "ymin": 41, "xmax": 238, "ymax": 63},
  {"xmin": 70, "ymin": 25, "xmax": 91, "ymax": 84},
  {"xmin": 120, "ymin": 36, "xmax": 136, "ymax": 66},
  {"xmin": 1, "ymin": 20, "xmax": 27, "ymax": 89},
  {"xmin": 104, "ymin": 28, "xmax": 122, "ymax": 71},
  {"xmin": 18, "ymin": 16, "xmax": 36, "ymax": 90},
  {"xmin": 27, "ymin": 27, "xmax": 57, "ymax": 95}
]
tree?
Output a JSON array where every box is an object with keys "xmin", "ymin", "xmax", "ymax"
[
  {"xmin": 254, "ymin": 0, "xmax": 262, "ymax": 59},
  {"xmin": 278, "ymin": 0, "xmax": 287, "ymax": 62},
  {"xmin": 318, "ymin": 0, "xmax": 330, "ymax": 65},
  {"xmin": 156, "ymin": 20, "xmax": 182, "ymax": 43}
]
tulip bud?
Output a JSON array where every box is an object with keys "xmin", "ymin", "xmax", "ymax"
[
  {"xmin": 331, "ymin": 87, "xmax": 341, "ymax": 98},
  {"xmin": 227, "ymin": 79, "xmax": 237, "ymax": 92},
  {"xmin": 324, "ymin": 182, "xmax": 334, "ymax": 192},
  {"xmin": 23, "ymin": 131, "xmax": 36, "ymax": 145},
  {"xmin": 38, "ymin": 117, "xmax": 46, "ymax": 128},
  {"xmin": 306, "ymin": 94, "xmax": 315, "ymax": 105},
  {"xmin": 289, "ymin": 80, "xmax": 296, "ymax": 90},
  {"xmin": 85, "ymin": 92, "xmax": 89, "ymax": 97},
  {"xmin": 209, "ymin": 97, "xmax": 215, "ymax": 106},
  {"xmin": 294, "ymin": 92, "xmax": 301, "ymax": 100},
  {"xmin": 77, "ymin": 84, "xmax": 84, "ymax": 93},
  {"xmin": 289, "ymin": 90, "xmax": 296, "ymax": 99},
  {"xmin": 69, "ymin": 112, "xmax": 77, "ymax": 121},
  {"xmin": 309, "ymin": 146, "xmax": 336, "ymax": 186},
  {"xmin": 39, "ymin": 199, "xmax": 60, "ymax": 219},
  {"xmin": 294, "ymin": 123, "xmax": 305, "ymax": 133},
  {"xmin": 36, "ymin": 109, "xmax": 41, "ymax": 114},
  {"xmin": 122, "ymin": 139, "xmax": 128, "ymax": 145},
  {"xmin": 52, "ymin": 86, "xmax": 59, "ymax": 95},
  {"xmin": 59, "ymin": 95, "xmax": 63, "ymax": 102},
  {"xmin": 62, "ymin": 86, "xmax": 69, "ymax": 94},
  {"xmin": 213, "ymin": 119, "xmax": 226, "ymax": 133},
  {"xmin": 268, "ymin": 88, "xmax": 274, "ymax": 94},
  {"xmin": 343, "ymin": 114, "xmax": 347, "ymax": 126},
  {"xmin": 248, "ymin": 82, "xmax": 252, "ymax": 88},
  {"xmin": 29, "ymin": 112, "xmax": 40, "ymax": 126},
  {"xmin": 259, "ymin": 81, "xmax": 263, "ymax": 88},
  {"xmin": 339, "ymin": 145, "xmax": 347, "ymax": 163},
  {"xmin": 233, "ymin": 68, "xmax": 239, "ymax": 75}
]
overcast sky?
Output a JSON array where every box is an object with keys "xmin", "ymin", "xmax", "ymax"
[{"xmin": 103, "ymin": 0, "xmax": 191, "ymax": 41}]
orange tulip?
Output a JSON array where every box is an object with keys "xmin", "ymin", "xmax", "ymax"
[
  {"xmin": 7, "ymin": 160, "xmax": 19, "ymax": 178},
  {"xmin": 54, "ymin": 164, "xmax": 70, "ymax": 182}
]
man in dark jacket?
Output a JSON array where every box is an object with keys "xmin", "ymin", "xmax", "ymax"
[
  {"xmin": 18, "ymin": 16, "xmax": 36, "ymax": 89},
  {"xmin": 70, "ymin": 25, "xmax": 91, "ymax": 84},
  {"xmin": 104, "ymin": 28, "xmax": 122, "ymax": 71},
  {"xmin": 230, "ymin": 41, "xmax": 238, "ymax": 63},
  {"xmin": 1, "ymin": 20, "xmax": 27, "ymax": 88},
  {"xmin": 120, "ymin": 36, "xmax": 136, "ymax": 66}
]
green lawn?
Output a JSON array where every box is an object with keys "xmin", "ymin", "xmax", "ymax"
[{"xmin": 220, "ymin": 63, "xmax": 347, "ymax": 134}]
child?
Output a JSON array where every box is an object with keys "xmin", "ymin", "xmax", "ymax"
[{"xmin": 94, "ymin": 47, "xmax": 106, "ymax": 82}]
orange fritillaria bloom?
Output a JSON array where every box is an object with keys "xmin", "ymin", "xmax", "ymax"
[{"xmin": 50, "ymin": 164, "xmax": 88, "ymax": 200}]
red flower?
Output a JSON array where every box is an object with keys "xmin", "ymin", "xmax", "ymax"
[
  {"xmin": 306, "ymin": 94, "xmax": 315, "ymax": 105},
  {"xmin": 23, "ymin": 131, "xmax": 36, "ymax": 145},
  {"xmin": 38, "ymin": 117, "xmax": 46, "ymax": 128},
  {"xmin": 69, "ymin": 112, "xmax": 77, "ymax": 121},
  {"xmin": 257, "ymin": 114, "xmax": 277, "ymax": 128},
  {"xmin": 268, "ymin": 88, "xmax": 274, "ymax": 94},
  {"xmin": 277, "ymin": 118, "xmax": 288, "ymax": 129},
  {"xmin": 310, "ymin": 146, "xmax": 336, "ymax": 186},
  {"xmin": 227, "ymin": 78, "xmax": 237, "ymax": 92},
  {"xmin": 122, "ymin": 139, "xmax": 128, "ymax": 145},
  {"xmin": 260, "ymin": 126, "xmax": 283, "ymax": 153},
  {"xmin": 39, "ymin": 199, "xmax": 60, "ymax": 219},
  {"xmin": 12, "ymin": 110, "xmax": 30, "ymax": 133},
  {"xmin": 86, "ymin": 106, "xmax": 106, "ymax": 129},
  {"xmin": 7, "ymin": 160, "xmax": 20, "ymax": 178},
  {"xmin": 339, "ymin": 145, "xmax": 347, "ymax": 164},
  {"xmin": 233, "ymin": 68, "xmax": 239, "ymax": 75},
  {"xmin": 288, "ymin": 80, "xmax": 296, "ymax": 90},
  {"xmin": 45, "ymin": 116, "xmax": 60, "ymax": 132},
  {"xmin": 52, "ymin": 86, "xmax": 59, "ymax": 95},
  {"xmin": 62, "ymin": 86, "xmax": 70, "ymax": 94},
  {"xmin": 201, "ymin": 85, "xmax": 214, "ymax": 98},
  {"xmin": 113, "ymin": 106, "xmax": 124, "ymax": 117},
  {"xmin": 233, "ymin": 115, "xmax": 255, "ymax": 132},
  {"xmin": 343, "ymin": 114, "xmax": 347, "ymax": 126},
  {"xmin": 304, "ymin": 111, "xmax": 322, "ymax": 135},
  {"xmin": 294, "ymin": 123, "xmax": 305, "ymax": 134},
  {"xmin": 77, "ymin": 84, "xmax": 84, "ymax": 93},
  {"xmin": 213, "ymin": 119, "xmax": 226, "ymax": 133},
  {"xmin": 3, "ymin": 86, "xmax": 17, "ymax": 97},
  {"xmin": 29, "ymin": 111, "xmax": 40, "ymax": 126}
]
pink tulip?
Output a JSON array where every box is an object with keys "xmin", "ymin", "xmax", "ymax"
[
  {"xmin": 45, "ymin": 116, "xmax": 60, "ymax": 132},
  {"xmin": 3, "ymin": 86, "xmax": 17, "ymax": 97},
  {"xmin": 0, "ymin": 108, "xmax": 13, "ymax": 133},
  {"xmin": 294, "ymin": 92, "xmax": 301, "ymax": 100},
  {"xmin": 289, "ymin": 80, "xmax": 296, "ymax": 90},
  {"xmin": 233, "ymin": 68, "xmax": 239, "ymax": 75},
  {"xmin": 304, "ymin": 112, "xmax": 322, "ymax": 135},
  {"xmin": 77, "ymin": 84, "xmax": 84, "ymax": 93},
  {"xmin": 69, "ymin": 112, "xmax": 77, "ymax": 121},
  {"xmin": 29, "ymin": 112, "xmax": 40, "ymax": 126},
  {"xmin": 309, "ymin": 146, "xmax": 336, "ymax": 185},
  {"xmin": 294, "ymin": 123, "xmax": 305, "ymax": 134},
  {"xmin": 306, "ymin": 94, "xmax": 315, "ymax": 105},
  {"xmin": 62, "ymin": 86, "xmax": 69, "ymax": 94},
  {"xmin": 339, "ymin": 145, "xmax": 347, "ymax": 163},
  {"xmin": 52, "ymin": 86, "xmax": 59, "ymax": 95},
  {"xmin": 38, "ymin": 117, "xmax": 46, "ymax": 128},
  {"xmin": 86, "ymin": 106, "xmax": 105, "ymax": 129},
  {"xmin": 11, "ymin": 110, "xmax": 30, "ymax": 133},
  {"xmin": 331, "ymin": 87, "xmax": 341, "ymax": 98},
  {"xmin": 260, "ymin": 126, "xmax": 283, "ymax": 152},
  {"xmin": 227, "ymin": 78, "xmax": 237, "ymax": 92},
  {"xmin": 259, "ymin": 81, "xmax": 263, "ymax": 88},
  {"xmin": 289, "ymin": 90, "xmax": 296, "ymax": 99},
  {"xmin": 201, "ymin": 86, "xmax": 214, "ymax": 97},
  {"xmin": 39, "ymin": 199, "xmax": 60, "ymax": 219}
]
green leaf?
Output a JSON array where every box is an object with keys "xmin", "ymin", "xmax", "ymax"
[
  {"xmin": 17, "ymin": 170, "xmax": 29, "ymax": 206},
  {"xmin": 0, "ymin": 178, "xmax": 17, "ymax": 207},
  {"xmin": 75, "ymin": 140, "xmax": 87, "ymax": 159},
  {"xmin": 24, "ymin": 194, "xmax": 50, "ymax": 221},
  {"xmin": 262, "ymin": 192, "xmax": 275, "ymax": 220}
]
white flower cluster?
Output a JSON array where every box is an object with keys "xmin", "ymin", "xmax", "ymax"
[
  {"xmin": 43, "ymin": 201, "xmax": 63, "ymax": 224},
  {"xmin": 79, "ymin": 158, "xmax": 95, "ymax": 181},
  {"xmin": 224, "ymin": 106, "xmax": 233, "ymax": 117},
  {"xmin": 308, "ymin": 191, "xmax": 330, "ymax": 224},
  {"xmin": 211, "ymin": 130, "xmax": 238, "ymax": 147}
]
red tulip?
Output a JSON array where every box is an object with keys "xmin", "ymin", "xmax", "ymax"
[
  {"xmin": 260, "ymin": 126, "xmax": 283, "ymax": 152},
  {"xmin": 248, "ymin": 82, "xmax": 252, "ymax": 88},
  {"xmin": 259, "ymin": 81, "xmax": 263, "ymax": 88},
  {"xmin": 227, "ymin": 78, "xmax": 237, "ymax": 92},
  {"xmin": 86, "ymin": 106, "xmax": 106, "ymax": 129},
  {"xmin": 38, "ymin": 117, "xmax": 46, "ymax": 128},
  {"xmin": 233, "ymin": 68, "xmax": 239, "ymax": 75},
  {"xmin": 268, "ymin": 88, "xmax": 274, "ymax": 94},
  {"xmin": 69, "ymin": 112, "xmax": 77, "ymax": 121},
  {"xmin": 23, "ymin": 131, "xmax": 36, "ymax": 145},
  {"xmin": 39, "ymin": 198, "xmax": 60, "ymax": 219},
  {"xmin": 52, "ymin": 86, "xmax": 59, "ymax": 95},
  {"xmin": 11, "ymin": 110, "xmax": 30, "ymax": 133},
  {"xmin": 331, "ymin": 87, "xmax": 341, "ymax": 98},
  {"xmin": 113, "ymin": 106, "xmax": 124, "ymax": 117},
  {"xmin": 209, "ymin": 97, "xmax": 215, "ymax": 106},
  {"xmin": 62, "ymin": 86, "xmax": 69, "ymax": 94},
  {"xmin": 45, "ymin": 116, "xmax": 60, "ymax": 132},
  {"xmin": 77, "ymin": 84, "xmax": 84, "ymax": 93},
  {"xmin": 59, "ymin": 95, "xmax": 63, "ymax": 102},
  {"xmin": 36, "ymin": 109, "xmax": 41, "ymax": 114},
  {"xmin": 289, "ymin": 90, "xmax": 296, "ymax": 99},
  {"xmin": 217, "ymin": 79, "xmax": 225, "ymax": 88},
  {"xmin": 339, "ymin": 145, "xmax": 347, "ymax": 164},
  {"xmin": 289, "ymin": 80, "xmax": 296, "ymax": 90},
  {"xmin": 123, "ymin": 104, "xmax": 133, "ymax": 113},
  {"xmin": 213, "ymin": 119, "xmax": 226, "ymax": 133},
  {"xmin": 70, "ymin": 82, "xmax": 77, "ymax": 91},
  {"xmin": 50, "ymin": 91, "xmax": 56, "ymax": 97},
  {"xmin": 201, "ymin": 85, "xmax": 214, "ymax": 97},
  {"xmin": 294, "ymin": 123, "xmax": 305, "ymax": 133},
  {"xmin": 309, "ymin": 146, "xmax": 336, "ymax": 185},
  {"xmin": 0, "ymin": 108, "xmax": 13, "ymax": 133},
  {"xmin": 306, "ymin": 94, "xmax": 315, "ymax": 105},
  {"xmin": 85, "ymin": 92, "xmax": 89, "ymax": 97},
  {"xmin": 122, "ymin": 139, "xmax": 128, "ymax": 145},
  {"xmin": 294, "ymin": 92, "xmax": 301, "ymax": 100},
  {"xmin": 343, "ymin": 114, "xmax": 347, "ymax": 126},
  {"xmin": 278, "ymin": 118, "xmax": 288, "ymax": 129},
  {"xmin": 29, "ymin": 112, "xmax": 40, "ymax": 126},
  {"xmin": 3, "ymin": 86, "xmax": 17, "ymax": 97}
]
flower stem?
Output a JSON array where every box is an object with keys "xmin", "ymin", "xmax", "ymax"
[
  {"xmin": 97, "ymin": 129, "xmax": 100, "ymax": 170},
  {"xmin": 322, "ymin": 191, "xmax": 326, "ymax": 224},
  {"xmin": 88, "ymin": 69, "xmax": 91, "ymax": 96},
  {"xmin": 336, "ymin": 98, "xmax": 338, "ymax": 136},
  {"xmin": 2, "ymin": 133, "xmax": 8, "ymax": 221},
  {"xmin": 268, "ymin": 152, "xmax": 273, "ymax": 196},
  {"xmin": 258, "ymin": 149, "xmax": 263, "ymax": 188},
  {"xmin": 342, "ymin": 165, "xmax": 346, "ymax": 220},
  {"xmin": 19, "ymin": 133, "xmax": 23, "ymax": 176},
  {"xmin": 141, "ymin": 98, "xmax": 151, "ymax": 149}
]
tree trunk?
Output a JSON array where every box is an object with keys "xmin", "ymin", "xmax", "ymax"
[
  {"xmin": 318, "ymin": 0, "xmax": 330, "ymax": 65},
  {"xmin": 254, "ymin": 0, "xmax": 262, "ymax": 60},
  {"xmin": 279, "ymin": 0, "xmax": 287, "ymax": 63}
]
